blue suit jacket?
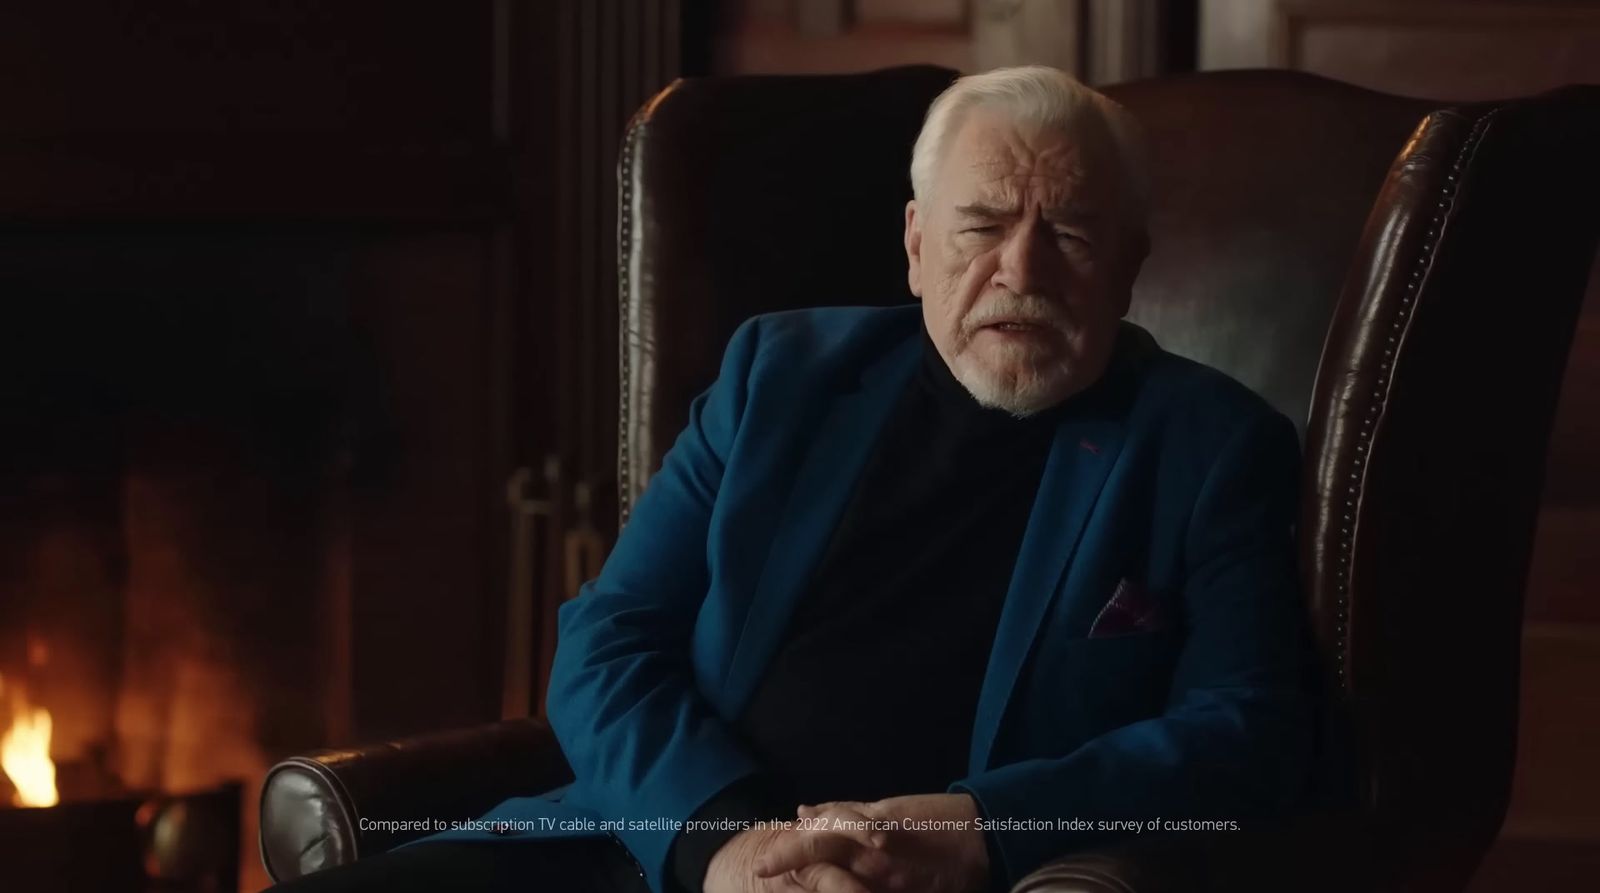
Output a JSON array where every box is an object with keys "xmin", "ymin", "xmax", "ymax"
[{"xmin": 422, "ymin": 304, "xmax": 1316, "ymax": 891}]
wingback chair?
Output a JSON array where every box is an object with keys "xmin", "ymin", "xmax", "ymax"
[{"xmin": 259, "ymin": 67, "xmax": 1599, "ymax": 893}]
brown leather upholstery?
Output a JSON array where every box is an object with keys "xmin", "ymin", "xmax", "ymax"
[
  {"xmin": 619, "ymin": 69, "xmax": 1433, "ymax": 513},
  {"xmin": 1106, "ymin": 73, "xmax": 1432, "ymax": 430},
  {"xmin": 1296, "ymin": 84, "xmax": 1598, "ymax": 891},
  {"xmin": 258, "ymin": 719, "xmax": 571, "ymax": 882},
  {"xmin": 618, "ymin": 65, "xmax": 959, "ymax": 520},
  {"xmin": 618, "ymin": 67, "xmax": 1600, "ymax": 892}
]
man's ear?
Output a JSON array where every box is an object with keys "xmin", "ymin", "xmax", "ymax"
[{"xmin": 904, "ymin": 199, "xmax": 923, "ymax": 298}]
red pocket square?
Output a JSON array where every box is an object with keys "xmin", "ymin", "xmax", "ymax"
[{"xmin": 1087, "ymin": 577, "xmax": 1166, "ymax": 638}]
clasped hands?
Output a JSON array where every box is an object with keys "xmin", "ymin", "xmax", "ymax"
[{"xmin": 703, "ymin": 793, "xmax": 989, "ymax": 893}]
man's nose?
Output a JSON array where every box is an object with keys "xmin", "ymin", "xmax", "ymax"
[{"xmin": 992, "ymin": 223, "xmax": 1056, "ymax": 297}]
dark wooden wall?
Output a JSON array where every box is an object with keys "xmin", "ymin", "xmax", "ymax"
[
  {"xmin": 0, "ymin": 1, "xmax": 703, "ymax": 757},
  {"xmin": 1, "ymin": 5, "xmax": 703, "ymax": 888}
]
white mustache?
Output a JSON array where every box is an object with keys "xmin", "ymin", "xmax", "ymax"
[{"xmin": 962, "ymin": 294, "xmax": 1068, "ymax": 332}]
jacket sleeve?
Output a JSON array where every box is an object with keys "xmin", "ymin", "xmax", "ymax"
[
  {"xmin": 544, "ymin": 316, "xmax": 773, "ymax": 893},
  {"xmin": 950, "ymin": 409, "xmax": 1318, "ymax": 887}
]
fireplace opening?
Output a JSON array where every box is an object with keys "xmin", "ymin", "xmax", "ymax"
[{"xmin": 1, "ymin": 225, "xmax": 391, "ymax": 891}]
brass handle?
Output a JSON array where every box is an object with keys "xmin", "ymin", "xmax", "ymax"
[
  {"xmin": 563, "ymin": 482, "xmax": 607, "ymax": 602},
  {"xmin": 533, "ymin": 479, "xmax": 609, "ymax": 718},
  {"xmin": 502, "ymin": 456, "xmax": 560, "ymax": 720}
]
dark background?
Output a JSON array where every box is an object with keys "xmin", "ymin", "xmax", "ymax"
[{"xmin": 0, "ymin": 3, "xmax": 1595, "ymax": 891}]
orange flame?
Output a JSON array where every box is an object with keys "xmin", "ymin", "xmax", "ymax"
[{"xmin": 1, "ymin": 673, "xmax": 60, "ymax": 807}]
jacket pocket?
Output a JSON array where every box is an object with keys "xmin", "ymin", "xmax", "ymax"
[{"xmin": 1006, "ymin": 628, "xmax": 1185, "ymax": 759}]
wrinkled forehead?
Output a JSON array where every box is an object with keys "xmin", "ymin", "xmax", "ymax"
[{"xmin": 939, "ymin": 107, "xmax": 1119, "ymax": 208}]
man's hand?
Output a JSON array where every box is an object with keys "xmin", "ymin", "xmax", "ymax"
[
  {"xmin": 756, "ymin": 794, "xmax": 990, "ymax": 893},
  {"xmin": 704, "ymin": 823, "xmax": 890, "ymax": 893}
]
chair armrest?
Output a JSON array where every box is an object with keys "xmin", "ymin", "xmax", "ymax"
[
  {"xmin": 258, "ymin": 718, "xmax": 573, "ymax": 883},
  {"xmin": 1008, "ymin": 813, "xmax": 1379, "ymax": 893},
  {"xmin": 1009, "ymin": 851, "xmax": 1148, "ymax": 893}
]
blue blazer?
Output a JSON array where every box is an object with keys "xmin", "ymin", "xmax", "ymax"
[{"xmin": 421, "ymin": 304, "xmax": 1316, "ymax": 892}]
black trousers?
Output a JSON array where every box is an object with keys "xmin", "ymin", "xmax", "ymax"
[{"xmin": 263, "ymin": 838, "xmax": 652, "ymax": 893}]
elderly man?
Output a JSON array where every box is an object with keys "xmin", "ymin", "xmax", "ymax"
[{"xmin": 271, "ymin": 65, "xmax": 1316, "ymax": 893}]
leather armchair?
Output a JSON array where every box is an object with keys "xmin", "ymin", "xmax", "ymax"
[{"xmin": 261, "ymin": 68, "xmax": 1599, "ymax": 892}]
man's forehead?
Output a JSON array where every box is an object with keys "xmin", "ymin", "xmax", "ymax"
[
  {"xmin": 963, "ymin": 150, "xmax": 1086, "ymax": 189},
  {"xmin": 949, "ymin": 152, "xmax": 1095, "ymax": 213},
  {"xmin": 942, "ymin": 111, "xmax": 1100, "ymax": 198}
]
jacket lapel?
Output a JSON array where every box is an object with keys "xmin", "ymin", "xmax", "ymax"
[
  {"xmin": 968, "ymin": 415, "xmax": 1125, "ymax": 773},
  {"xmin": 721, "ymin": 335, "xmax": 920, "ymax": 714}
]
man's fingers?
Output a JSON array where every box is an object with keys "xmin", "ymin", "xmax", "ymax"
[
  {"xmin": 799, "ymin": 802, "xmax": 886, "ymax": 849},
  {"xmin": 755, "ymin": 831, "xmax": 870, "ymax": 878},
  {"xmin": 797, "ymin": 801, "xmax": 867, "ymax": 820},
  {"xmin": 789, "ymin": 862, "xmax": 874, "ymax": 893},
  {"xmin": 853, "ymin": 800, "xmax": 885, "ymax": 820}
]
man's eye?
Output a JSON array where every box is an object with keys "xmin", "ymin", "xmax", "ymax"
[
  {"xmin": 962, "ymin": 225, "xmax": 1001, "ymax": 235},
  {"xmin": 1054, "ymin": 229, "xmax": 1086, "ymax": 243}
]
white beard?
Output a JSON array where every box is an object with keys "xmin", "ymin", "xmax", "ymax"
[{"xmin": 949, "ymin": 341, "xmax": 1073, "ymax": 418}]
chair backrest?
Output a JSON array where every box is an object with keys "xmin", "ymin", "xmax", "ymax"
[
  {"xmin": 618, "ymin": 66, "xmax": 1598, "ymax": 891},
  {"xmin": 1294, "ymin": 81, "xmax": 1596, "ymax": 890}
]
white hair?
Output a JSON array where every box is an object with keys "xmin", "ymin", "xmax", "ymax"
[{"xmin": 909, "ymin": 65, "xmax": 1151, "ymax": 233}]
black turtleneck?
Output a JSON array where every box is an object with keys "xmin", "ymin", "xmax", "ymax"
[{"xmin": 671, "ymin": 326, "xmax": 1066, "ymax": 893}]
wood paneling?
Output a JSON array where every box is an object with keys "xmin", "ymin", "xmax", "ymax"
[
  {"xmin": 0, "ymin": 141, "xmax": 509, "ymax": 223},
  {"xmin": 0, "ymin": 3, "xmax": 507, "ymax": 223},
  {"xmin": 718, "ymin": 20, "xmax": 973, "ymax": 74},
  {"xmin": 0, "ymin": 4, "xmax": 697, "ymax": 888},
  {"xmin": 1466, "ymin": 834, "xmax": 1600, "ymax": 891},
  {"xmin": 0, "ymin": 0, "xmax": 511, "ymax": 841},
  {"xmin": 508, "ymin": 0, "xmax": 687, "ymax": 718},
  {"xmin": 717, "ymin": 0, "xmax": 1194, "ymax": 82},
  {"xmin": 1501, "ymin": 623, "xmax": 1600, "ymax": 840},
  {"xmin": 346, "ymin": 231, "xmax": 499, "ymax": 740},
  {"xmin": 1275, "ymin": 2, "xmax": 1600, "ymax": 100},
  {"xmin": 0, "ymin": 2, "xmax": 491, "ymax": 138},
  {"xmin": 857, "ymin": 0, "xmax": 968, "ymax": 26},
  {"xmin": 1471, "ymin": 621, "xmax": 1600, "ymax": 889},
  {"xmin": 974, "ymin": 0, "xmax": 1086, "ymax": 76},
  {"xmin": 1541, "ymin": 294, "xmax": 1600, "ymax": 511}
]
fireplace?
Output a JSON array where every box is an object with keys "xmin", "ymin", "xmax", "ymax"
[
  {"xmin": 0, "ymin": 227, "xmax": 377, "ymax": 891},
  {"xmin": 0, "ymin": 781, "xmax": 242, "ymax": 891}
]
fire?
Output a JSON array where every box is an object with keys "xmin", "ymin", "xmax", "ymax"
[{"xmin": 1, "ymin": 673, "xmax": 60, "ymax": 807}]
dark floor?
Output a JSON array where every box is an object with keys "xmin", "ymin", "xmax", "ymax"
[{"xmin": 1466, "ymin": 836, "xmax": 1600, "ymax": 892}]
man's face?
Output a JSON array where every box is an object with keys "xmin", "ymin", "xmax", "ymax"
[{"xmin": 905, "ymin": 107, "xmax": 1146, "ymax": 415}]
